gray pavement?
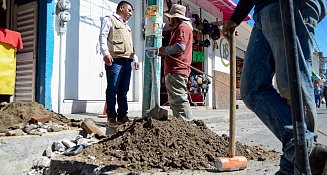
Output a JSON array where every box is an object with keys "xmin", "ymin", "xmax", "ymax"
[{"xmin": 64, "ymin": 100, "xmax": 256, "ymax": 125}]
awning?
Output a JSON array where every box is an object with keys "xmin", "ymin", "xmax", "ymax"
[
  {"xmin": 209, "ymin": 0, "xmax": 251, "ymax": 21},
  {"xmin": 312, "ymin": 70, "xmax": 321, "ymax": 80},
  {"xmin": 189, "ymin": 0, "xmax": 251, "ymax": 21}
]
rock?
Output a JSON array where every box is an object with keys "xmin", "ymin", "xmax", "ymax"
[
  {"xmin": 81, "ymin": 118, "xmax": 106, "ymax": 138},
  {"xmin": 76, "ymin": 138, "xmax": 89, "ymax": 146},
  {"xmin": 38, "ymin": 128, "xmax": 48, "ymax": 134},
  {"xmin": 23, "ymin": 124, "xmax": 38, "ymax": 133},
  {"xmin": 43, "ymin": 146, "xmax": 53, "ymax": 158},
  {"xmin": 52, "ymin": 141, "xmax": 65, "ymax": 152},
  {"xmin": 88, "ymin": 155, "xmax": 96, "ymax": 160},
  {"xmin": 62, "ymin": 139, "xmax": 76, "ymax": 148},
  {"xmin": 245, "ymin": 149, "xmax": 252, "ymax": 154},
  {"xmin": 257, "ymin": 156, "xmax": 266, "ymax": 161},
  {"xmin": 86, "ymin": 133, "xmax": 95, "ymax": 139},
  {"xmin": 42, "ymin": 123, "xmax": 50, "ymax": 130},
  {"xmin": 89, "ymin": 137, "xmax": 99, "ymax": 144},
  {"xmin": 37, "ymin": 122, "xmax": 43, "ymax": 127},
  {"xmin": 9, "ymin": 123, "xmax": 25, "ymax": 130},
  {"xmin": 34, "ymin": 156, "xmax": 51, "ymax": 168},
  {"xmin": 28, "ymin": 129, "xmax": 41, "ymax": 135},
  {"xmin": 49, "ymin": 125, "xmax": 61, "ymax": 132},
  {"xmin": 5, "ymin": 129, "xmax": 26, "ymax": 136},
  {"xmin": 0, "ymin": 101, "xmax": 8, "ymax": 105},
  {"xmin": 21, "ymin": 169, "xmax": 37, "ymax": 175},
  {"xmin": 62, "ymin": 124, "xmax": 69, "ymax": 130},
  {"xmin": 73, "ymin": 135, "xmax": 84, "ymax": 143}
]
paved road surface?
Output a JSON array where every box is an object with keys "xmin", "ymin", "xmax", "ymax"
[{"xmin": 316, "ymin": 107, "xmax": 327, "ymax": 145}]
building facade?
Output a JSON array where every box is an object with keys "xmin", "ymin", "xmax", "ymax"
[{"xmin": 0, "ymin": 0, "xmax": 251, "ymax": 114}]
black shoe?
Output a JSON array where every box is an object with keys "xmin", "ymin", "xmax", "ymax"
[
  {"xmin": 117, "ymin": 116, "xmax": 129, "ymax": 124},
  {"xmin": 275, "ymin": 171, "xmax": 289, "ymax": 175},
  {"xmin": 106, "ymin": 117, "xmax": 119, "ymax": 127},
  {"xmin": 309, "ymin": 143, "xmax": 327, "ymax": 175}
]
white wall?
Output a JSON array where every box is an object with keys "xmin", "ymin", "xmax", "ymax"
[
  {"xmin": 213, "ymin": 37, "xmax": 230, "ymax": 74},
  {"xmin": 236, "ymin": 22, "xmax": 251, "ymax": 51},
  {"xmin": 53, "ymin": 0, "xmax": 250, "ymax": 113},
  {"xmin": 313, "ymin": 51, "xmax": 320, "ymax": 75},
  {"xmin": 213, "ymin": 22, "xmax": 251, "ymax": 74}
]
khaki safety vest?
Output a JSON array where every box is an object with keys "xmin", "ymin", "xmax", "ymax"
[{"xmin": 107, "ymin": 15, "xmax": 134, "ymax": 59}]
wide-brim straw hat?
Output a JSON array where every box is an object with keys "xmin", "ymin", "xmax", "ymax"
[{"xmin": 164, "ymin": 4, "xmax": 190, "ymax": 21}]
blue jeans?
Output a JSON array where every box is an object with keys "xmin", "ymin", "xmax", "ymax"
[
  {"xmin": 315, "ymin": 94, "xmax": 321, "ymax": 108},
  {"xmin": 105, "ymin": 58, "xmax": 132, "ymax": 119},
  {"xmin": 240, "ymin": 1, "xmax": 325, "ymax": 174}
]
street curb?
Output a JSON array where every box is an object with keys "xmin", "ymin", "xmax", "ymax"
[{"xmin": 0, "ymin": 130, "xmax": 81, "ymax": 175}]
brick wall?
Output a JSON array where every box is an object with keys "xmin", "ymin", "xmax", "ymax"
[{"xmin": 213, "ymin": 70, "xmax": 230, "ymax": 109}]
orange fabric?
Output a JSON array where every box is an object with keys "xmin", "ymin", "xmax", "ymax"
[{"xmin": 0, "ymin": 27, "xmax": 23, "ymax": 49}]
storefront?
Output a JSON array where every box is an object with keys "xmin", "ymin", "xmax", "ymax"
[
  {"xmin": 160, "ymin": 0, "xmax": 251, "ymax": 109},
  {"xmin": 0, "ymin": 0, "xmax": 251, "ymax": 114}
]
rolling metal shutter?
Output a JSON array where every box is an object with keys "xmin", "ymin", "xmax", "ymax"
[
  {"xmin": 13, "ymin": 2, "xmax": 38, "ymax": 101},
  {"xmin": 236, "ymin": 47, "xmax": 245, "ymax": 59}
]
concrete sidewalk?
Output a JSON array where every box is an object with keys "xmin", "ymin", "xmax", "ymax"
[{"xmin": 64, "ymin": 100, "xmax": 256, "ymax": 125}]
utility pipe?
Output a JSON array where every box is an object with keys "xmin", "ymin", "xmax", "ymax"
[
  {"xmin": 142, "ymin": 0, "xmax": 163, "ymax": 117},
  {"xmin": 58, "ymin": 23, "xmax": 66, "ymax": 114}
]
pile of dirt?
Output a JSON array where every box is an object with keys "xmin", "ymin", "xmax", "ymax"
[
  {"xmin": 75, "ymin": 117, "xmax": 280, "ymax": 172},
  {"xmin": 0, "ymin": 101, "xmax": 79, "ymax": 133}
]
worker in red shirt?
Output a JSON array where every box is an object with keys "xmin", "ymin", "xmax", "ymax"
[{"xmin": 158, "ymin": 4, "xmax": 193, "ymax": 120}]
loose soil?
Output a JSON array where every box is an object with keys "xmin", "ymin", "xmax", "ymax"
[
  {"xmin": 72, "ymin": 117, "xmax": 280, "ymax": 173},
  {"xmin": 0, "ymin": 101, "xmax": 79, "ymax": 133}
]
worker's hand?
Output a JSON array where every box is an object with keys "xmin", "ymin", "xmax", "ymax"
[
  {"xmin": 222, "ymin": 20, "xmax": 237, "ymax": 39},
  {"xmin": 158, "ymin": 47, "xmax": 164, "ymax": 57},
  {"xmin": 134, "ymin": 61, "xmax": 140, "ymax": 70},
  {"xmin": 103, "ymin": 55, "xmax": 113, "ymax": 66}
]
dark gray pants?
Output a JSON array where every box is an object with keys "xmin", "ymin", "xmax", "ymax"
[{"xmin": 165, "ymin": 73, "xmax": 193, "ymax": 120}]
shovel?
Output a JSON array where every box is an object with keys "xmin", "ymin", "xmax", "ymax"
[{"xmin": 145, "ymin": 48, "xmax": 168, "ymax": 120}]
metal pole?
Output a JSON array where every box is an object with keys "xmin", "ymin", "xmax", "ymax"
[
  {"xmin": 142, "ymin": 0, "xmax": 163, "ymax": 117},
  {"xmin": 279, "ymin": 0, "xmax": 311, "ymax": 174}
]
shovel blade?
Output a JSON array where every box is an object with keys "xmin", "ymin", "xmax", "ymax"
[{"xmin": 146, "ymin": 106, "xmax": 169, "ymax": 121}]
